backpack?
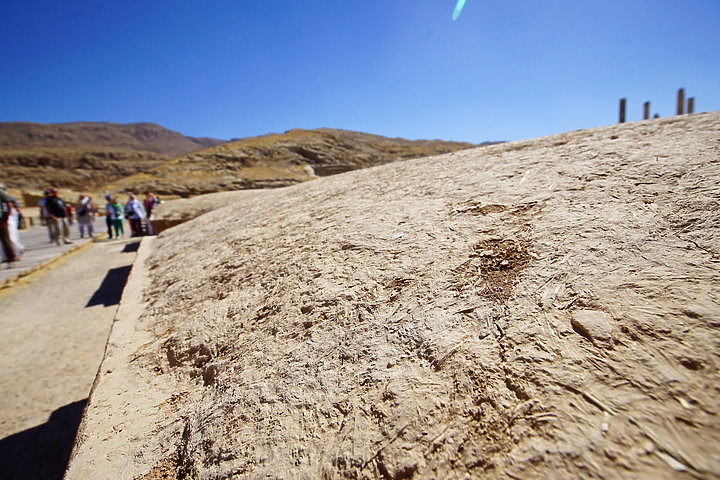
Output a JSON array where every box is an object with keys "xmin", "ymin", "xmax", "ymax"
[{"xmin": 0, "ymin": 200, "xmax": 9, "ymax": 222}]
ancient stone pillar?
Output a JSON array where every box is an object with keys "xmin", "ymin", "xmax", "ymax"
[{"xmin": 677, "ymin": 88, "xmax": 685, "ymax": 115}]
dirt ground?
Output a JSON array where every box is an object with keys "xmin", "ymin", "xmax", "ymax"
[{"xmin": 68, "ymin": 113, "xmax": 719, "ymax": 479}]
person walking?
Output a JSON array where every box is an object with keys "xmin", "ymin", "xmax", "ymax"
[
  {"xmin": 143, "ymin": 190, "xmax": 160, "ymax": 235},
  {"xmin": 7, "ymin": 198, "xmax": 25, "ymax": 257},
  {"xmin": 46, "ymin": 188, "xmax": 73, "ymax": 246},
  {"xmin": 125, "ymin": 194, "xmax": 145, "ymax": 237},
  {"xmin": 104, "ymin": 195, "xmax": 114, "ymax": 239},
  {"xmin": 143, "ymin": 191, "xmax": 160, "ymax": 219},
  {"xmin": 39, "ymin": 189, "xmax": 53, "ymax": 242},
  {"xmin": 0, "ymin": 183, "xmax": 20, "ymax": 262},
  {"xmin": 110, "ymin": 198, "xmax": 125, "ymax": 238},
  {"xmin": 76, "ymin": 195, "xmax": 97, "ymax": 238}
]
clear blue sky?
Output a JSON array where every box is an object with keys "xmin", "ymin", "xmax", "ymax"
[{"xmin": 1, "ymin": 1, "xmax": 718, "ymax": 143}]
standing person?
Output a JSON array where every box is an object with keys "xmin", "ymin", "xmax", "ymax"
[
  {"xmin": 104, "ymin": 195, "xmax": 115, "ymax": 239},
  {"xmin": 143, "ymin": 190, "xmax": 160, "ymax": 235},
  {"xmin": 143, "ymin": 191, "xmax": 160, "ymax": 218},
  {"xmin": 76, "ymin": 195, "xmax": 97, "ymax": 238},
  {"xmin": 46, "ymin": 188, "xmax": 73, "ymax": 246},
  {"xmin": 66, "ymin": 203, "xmax": 75, "ymax": 225},
  {"xmin": 125, "ymin": 194, "xmax": 145, "ymax": 237},
  {"xmin": 7, "ymin": 199, "xmax": 25, "ymax": 257},
  {"xmin": 12, "ymin": 198, "xmax": 26, "ymax": 230},
  {"xmin": 0, "ymin": 183, "xmax": 20, "ymax": 262},
  {"xmin": 110, "ymin": 198, "xmax": 125, "ymax": 238},
  {"xmin": 39, "ymin": 189, "xmax": 53, "ymax": 242}
]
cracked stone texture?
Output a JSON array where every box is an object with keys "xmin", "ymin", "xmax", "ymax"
[
  {"xmin": 67, "ymin": 112, "xmax": 720, "ymax": 480},
  {"xmin": 571, "ymin": 310, "xmax": 614, "ymax": 348}
]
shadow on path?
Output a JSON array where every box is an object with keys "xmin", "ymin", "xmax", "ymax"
[
  {"xmin": 122, "ymin": 241, "xmax": 140, "ymax": 253},
  {"xmin": 85, "ymin": 265, "xmax": 132, "ymax": 307},
  {"xmin": 0, "ymin": 399, "xmax": 87, "ymax": 480}
]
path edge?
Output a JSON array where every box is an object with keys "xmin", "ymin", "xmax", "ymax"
[{"xmin": 64, "ymin": 236, "xmax": 170, "ymax": 480}]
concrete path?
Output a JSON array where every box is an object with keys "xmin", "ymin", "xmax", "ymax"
[
  {"xmin": 0, "ymin": 222, "xmax": 143, "ymax": 480},
  {"xmin": 0, "ymin": 218, "xmax": 109, "ymax": 289}
]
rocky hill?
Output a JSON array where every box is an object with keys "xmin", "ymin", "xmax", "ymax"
[
  {"xmin": 67, "ymin": 112, "xmax": 720, "ymax": 479},
  {"xmin": 1, "ymin": 123, "xmax": 484, "ymax": 197},
  {"xmin": 102, "ymin": 128, "xmax": 484, "ymax": 197},
  {"xmin": 0, "ymin": 122, "xmax": 224, "ymax": 191}
]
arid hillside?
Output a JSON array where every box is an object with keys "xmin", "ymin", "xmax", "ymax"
[
  {"xmin": 67, "ymin": 113, "xmax": 720, "ymax": 480},
  {"xmin": 102, "ymin": 128, "xmax": 483, "ymax": 197},
  {"xmin": 0, "ymin": 122, "xmax": 224, "ymax": 191},
  {"xmin": 1, "ymin": 123, "xmax": 482, "ymax": 197}
]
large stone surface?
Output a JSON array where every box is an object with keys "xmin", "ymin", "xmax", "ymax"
[{"xmin": 67, "ymin": 113, "xmax": 720, "ymax": 480}]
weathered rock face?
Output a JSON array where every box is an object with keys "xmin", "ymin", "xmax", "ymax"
[
  {"xmin": 67, "ymin": 112, "xmax": 720, "ymax": 480},
  {"xmin": 571, "ymin": 310, "xmax": 614, "ymax": 348},
  {"xmin": 0, "ymin": 150, "xmax": 171, "ymax": 191},
  {"xmin": 0, "ymin": 122, "xmax": 224, "ymax": 191},
  {"xmin": 151, "ymin": 190, "xmax": 265, "ymax": 234}
]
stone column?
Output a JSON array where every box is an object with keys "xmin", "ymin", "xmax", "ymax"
[{"xmin": 676, "ymin": 88, "xmax": 685, "ymax": 115}]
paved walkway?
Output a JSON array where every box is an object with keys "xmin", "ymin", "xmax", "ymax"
[
  {"xmin": 0, "ymin": 222, "xmax": 142, "ymax": 480},
  {"xmin": 1, "ymin": 218, "xmax": 110, "ymax": 289}
]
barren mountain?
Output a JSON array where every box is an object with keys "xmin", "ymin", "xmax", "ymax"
[
  {"xmin": 67, "ymin": 113, "xmax": 720, "ymax": 479},
  {"xmin": 102, "ymin": 129, "xmax": 483, "ymax": 197},
  {"xmin": 0, "ymin": 122, "xmax": 224, "ymax": 191}
]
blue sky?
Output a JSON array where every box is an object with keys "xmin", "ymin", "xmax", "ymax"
[{"xmin": 1, "ymin": 0, "xmax": 718, "ymax": 143}]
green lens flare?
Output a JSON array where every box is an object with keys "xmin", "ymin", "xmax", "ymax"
[{"xmin": 452, "ymin": 0, "xmax": 468, "ymax": 20}]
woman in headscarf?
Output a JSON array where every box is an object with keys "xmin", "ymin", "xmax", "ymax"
[
  {"xmin": 76, "ymin": 195, "xmax": 97, "ymax": 238},
  {"xmin": 0, "ymin": 184, "xmax": 22, "ymax": 262},
  {"xmin": 125, "ymin": 194, "xmax": 145, "ymax": 237}
]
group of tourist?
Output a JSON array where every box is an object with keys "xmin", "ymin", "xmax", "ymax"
[
  {"xmin": 103, "ymin": 191, "xmax": 160, "ymax": 239},
  {"xmin": 1, "ymin": 185, "xmax": 162, "ymax": 264}
]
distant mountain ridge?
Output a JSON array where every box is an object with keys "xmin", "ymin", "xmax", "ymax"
[
  {"xmin": 0, "ymin": 122, "xmax": 489, "ymax": 195},
  {"xmin": 0, "ymin": 122, "xmax": 226, "ymax": 191},
  {"xmin": 0, "ymin": 121, "xmax": 223, "ymax": 156}
]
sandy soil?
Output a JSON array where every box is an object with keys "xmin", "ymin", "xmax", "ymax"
[
  {"xmin": 68, "ymin": 113, "xmax": 719, "ymax": 479},
  {"xmin": 0, "ymin": 237, "xmax": 140, "ymax": 479}
]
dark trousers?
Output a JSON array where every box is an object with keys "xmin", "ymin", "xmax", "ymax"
[{"xmin": 129, "ymin": 218, "xmax": 143, "ymax": 236}]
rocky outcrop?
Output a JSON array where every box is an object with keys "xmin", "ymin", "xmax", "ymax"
[
  {"xmin": 67, "ymin": 112, "xmax": 720, "ymax": 480},
  {"xmin": 105, "ymin": 128, "xmax": 485, "ymax": 196},
  {"xmin": 0, "ymin": 150, "xmax": 171, "ymax": 191}
]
